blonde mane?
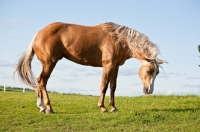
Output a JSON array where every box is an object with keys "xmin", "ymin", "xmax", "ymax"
[{"xmin": 101, "ymin": 22, "xmax": 160, "ymax": 59}]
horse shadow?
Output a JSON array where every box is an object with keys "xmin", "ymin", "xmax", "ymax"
[{"xmin": 150, "ymin": 107, "xmax": 200, "ymax": 112}]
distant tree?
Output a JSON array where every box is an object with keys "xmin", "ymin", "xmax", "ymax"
[
  {"xmin": 199, "ymin": 45, "xmax": 200, "ymax": 67},
  {"xmin": 199, "ymin": 45, "xmax": 200, "ymax": 53}
]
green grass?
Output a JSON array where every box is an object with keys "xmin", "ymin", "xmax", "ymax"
[{"xmin": 1, "ymin": 91, "xmax": 200, "ymax": 132}]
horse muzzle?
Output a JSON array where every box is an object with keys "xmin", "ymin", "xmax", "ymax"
[{"xmin": 143, "ymin": 87, "xmax": 153, "ymax": 94}]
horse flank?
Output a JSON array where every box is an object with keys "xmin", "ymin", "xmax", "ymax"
[{"xmin": 101, "ymin": 22, "xmax": 160, "ymax": 59}]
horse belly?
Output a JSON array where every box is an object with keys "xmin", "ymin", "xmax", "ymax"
[{"xmin": 63, "ymin": 46, "xmax": 103, "ymax": 67}]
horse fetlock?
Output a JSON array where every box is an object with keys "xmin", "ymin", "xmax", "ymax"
[
  {"xmin": 110, "ymin": 107, "xmax": 118, "ymax": 112},
  {"xmin": 109, "ymin": 101, "xmax": 113, "ymax": 106},
  {"xmin": 39, "ymin": 108, "xmax": 46, "ymax": 113},
  {"xmin": 100, "ymin": 107, "xmax": 108, "ymax": 113},
  {"xmin": 98, "ymin": 101, "xmax": 103, "ymax": 108},
  {"xmin": 45, "ymin": 108, "xmax": 54, "ymax": 114}
]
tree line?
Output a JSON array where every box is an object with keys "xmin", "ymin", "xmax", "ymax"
[{"xmin": 199, "ymin": 45, "xmax": 200, "ymax": 67}]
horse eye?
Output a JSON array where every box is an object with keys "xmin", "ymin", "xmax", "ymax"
[{"xmin": 146, "ymin": 71, "xmax": 151, "ymax": 74}]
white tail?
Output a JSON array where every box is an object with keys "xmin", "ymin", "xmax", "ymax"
[{"xmin": 14, "ymin": 33, "xmax": 38, "ymax": 88}]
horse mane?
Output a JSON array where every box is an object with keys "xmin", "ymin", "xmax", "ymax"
[{"xmin": 101, "ymin": 22, "xmax": 160, "ymax": 59}]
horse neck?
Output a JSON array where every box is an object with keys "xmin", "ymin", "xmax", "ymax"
[
  {"xmin": 131, "ymin": 50, "xmax": 144, "ymax": 61},
  {"xmin": 128, "ymin": 42, "xmax": 157, "ymax": 61}
]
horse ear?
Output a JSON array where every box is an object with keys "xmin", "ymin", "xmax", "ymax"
[
  {"xmin": 156, "ymin": 59, "xmax": 167, "ymax": 64},
  {"xmin": 144, "ymin": 57, "xmax": 155, "ymax": 63},
  {"xmin": 144, "ymin": 57, "xmax": 167, "ymax": 64}
]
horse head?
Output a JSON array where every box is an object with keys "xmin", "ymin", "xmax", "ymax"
[{"xmin": 139, "ymin": 57, "xmax": 166, "ymax": 94}]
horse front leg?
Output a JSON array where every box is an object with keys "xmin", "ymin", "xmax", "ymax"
[
  {"xmin": 109, "ymin": 66, "xmax": 119, "ymax": 112},
  {"xmin": 98, "ymin": 64, "xmax": 114, "ymax": 113},
  {"xmin": 98, "ymin": 82, "xmax": 109, "ymax": 113}
]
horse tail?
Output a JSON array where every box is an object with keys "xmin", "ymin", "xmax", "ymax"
[{"xmin": 14, "ymin": 33, "xmax": 38, "ymax": 88}]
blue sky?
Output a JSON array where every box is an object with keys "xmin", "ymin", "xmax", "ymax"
[{"xmin": 0, "ymin": 0, "xmax": 200, "ymax": 96}]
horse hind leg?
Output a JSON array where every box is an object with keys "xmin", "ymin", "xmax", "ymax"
[
  {"xmin": 35, "ymin": 88, "xmax": 45, "ymax": 113},
  {"xmin": 37, "ymin": 61, "xmax": 57, "ymax": 114}
]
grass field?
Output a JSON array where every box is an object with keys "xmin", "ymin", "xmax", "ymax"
[{"xmin": 1, "ymin": 91, "xmax": 200, "ymax": 132}]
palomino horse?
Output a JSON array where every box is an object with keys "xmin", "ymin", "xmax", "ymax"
[{"xmin": 14, "ymin": 22, "xmax": 165, "ymax": 113}]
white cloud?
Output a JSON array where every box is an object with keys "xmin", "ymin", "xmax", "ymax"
[
  {"xmin": 70, "ymin": 73, "xmax": 79, "ymax": 77},
  {"xmin": 133, "ymin": 83, "xmax": 141, "ymax": 86},
  {"xmin": 157, "ymin": 74, "xmax": 170, "ymax": 79},
  {"xmin": 55, "ymin": 64, "xmax": 71, "ymax": 71},
  {"xmin": 74, "ymin": 67, "xmax": 102, "ymax": 76},
  {"xmin": 81, "ymin": 70, "xmax": 101, "ymax": 76},
  {"xmin": 181, "ymin": 84, "xmax": 200, "ymax": 88},
  {"xmin": 0, "ymin": 72, "xmax": 12, "ymax": 79},
  {"xmin": 166, "ymin": 72, "xmax": 188, "ymax": 76},
  {"xmin": 119, "ymin": 68, "xmax": 138, "ymax": 76},
  {"xmin": 0, "ymin": 19, "xmax": 24, "ymax": 29},
  {"xmin": 61, "ymin": 78, "xmax": 80, "ymax": 83},
  {"xmin": 186, "ymin": 77, "xmax": 200, "ymax": 80},
  {"xmin": 0, "ymin": 60, "xmax": 14, "ymax": 67},
  {"xmin": 1, "ymin": 19, "xmax": 24, "ymax": 24}
]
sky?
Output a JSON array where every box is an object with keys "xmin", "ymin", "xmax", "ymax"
[{"xmin": 0, "ymin": 0, "xmax": 200, "ymax": 96}]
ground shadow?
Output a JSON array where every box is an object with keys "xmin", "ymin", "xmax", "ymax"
[{"xmin": 151, "ymin": 107, "xmax": 200, "ymax": 112}]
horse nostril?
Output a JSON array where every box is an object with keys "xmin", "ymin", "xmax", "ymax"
[{"xmin": 143, "ymin": 88, "xmax": 149, "ymax": 94}]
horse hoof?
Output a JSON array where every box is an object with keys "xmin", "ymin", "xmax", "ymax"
[
  {"xmin": 40, "ymin": 108, "xmax": 46, "ymax": 113},
  {"xmin": 111, "ymin": 107, "xmax": 118, "ymax": 112},
  {"xmin": 45, "ymin": 109, "xmax": 54, "ymax": 114},
  {"xmin": 101, "ymin": 107, "xmax": 108, "ymax": 113}
]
